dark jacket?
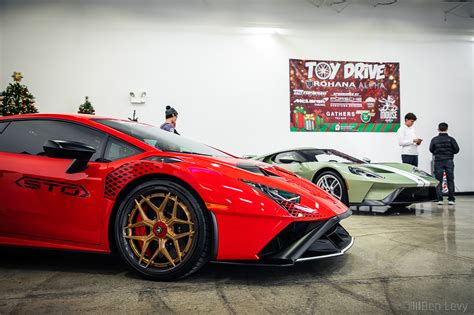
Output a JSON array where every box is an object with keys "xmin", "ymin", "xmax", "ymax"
[{"xmin": 429, "ymin": 133, "xmax": 459, "ymax": 161}]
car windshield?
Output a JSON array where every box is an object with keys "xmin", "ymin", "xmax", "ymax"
[
  {"xmin": 96, "ymin": 119, "xmax": 231, "ymax": 157},
  {"xmin": 301, "ymin": 149, "xmax": 364, "ymax": 164}
]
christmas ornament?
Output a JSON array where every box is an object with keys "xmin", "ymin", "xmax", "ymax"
[{"xmin": 12, "ymin": 72, "xmax": 23, "ymax": 82}]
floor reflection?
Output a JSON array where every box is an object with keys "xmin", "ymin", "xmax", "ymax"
[
  {"xmin": 432, "ymin": 205, "xmax": 457, "ymax": 253},
  {"xmin": 351, "ymin": 204, "xmax": 418, "ymax": 216}
]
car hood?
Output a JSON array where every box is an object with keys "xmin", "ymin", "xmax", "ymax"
[{"xmin": 172, "ymin": 153, "xmax": 349, "ymax": 216}]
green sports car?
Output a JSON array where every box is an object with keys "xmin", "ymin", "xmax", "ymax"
[{"xmin": 254, "ymin": 148, "xmax": 438, "ymax": 208}]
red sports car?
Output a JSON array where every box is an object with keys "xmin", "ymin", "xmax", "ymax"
[{"xmin": 0, "ymin": 114, "xmax": 352, "ymax": 280}]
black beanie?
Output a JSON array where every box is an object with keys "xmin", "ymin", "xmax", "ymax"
[{"xmin": 165, "ymin": 105, "xmax": 178, "ymax": 118}]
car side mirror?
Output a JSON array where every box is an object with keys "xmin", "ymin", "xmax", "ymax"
[
  {"xmin": 362, "ymin": 157, "xmax": 371, "ymax": 163},
  {"xmin": 43, "ymin": 140, "xmax": 96, "ymax": 174},
  {"xmin": 278, "ymin": 157, "xmax": 302, "ymax": 164}
]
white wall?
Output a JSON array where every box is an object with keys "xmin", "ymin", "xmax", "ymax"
[
  {"xmin": 0, "ymin": 1, "xmax": 3, "ymax": 83},
  {"xmin": 1, "ymin": 0, "xmax": 473, "ymax": 191}
]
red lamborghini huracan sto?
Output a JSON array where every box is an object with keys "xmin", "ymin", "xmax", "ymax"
[{"xmin": 0, "ymin": 114, "xmax": 353, "ymax": 280}]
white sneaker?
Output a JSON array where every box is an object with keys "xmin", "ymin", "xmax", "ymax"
[
  {"xmin": 437, "ymin": 201, "xmax": 443, "ymax": 205},
  {"xmin": 448, "ymin": 201, "xmax": 455, "ymax": 206}
]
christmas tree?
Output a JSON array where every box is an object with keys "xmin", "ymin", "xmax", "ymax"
[
  {"xmin": 0, "ymin": 72, "xmax": 38, "ymax": 116},
  {"xmin": 78, "ymin": 96, "xmax": 95, "ymax": 115}
]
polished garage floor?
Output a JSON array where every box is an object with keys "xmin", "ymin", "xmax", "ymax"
[{"xmin": 0, "ymin": 197, "xmax": 473, "ymax": 314}]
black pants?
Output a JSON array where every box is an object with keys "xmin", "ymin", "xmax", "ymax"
[
  {"xmin": 402, "ymin": 154, "xmax": 418, "ymax": 167},
  {"xmin": 434, "ymin": 159, "xmax": 455, "ymax": 201}
]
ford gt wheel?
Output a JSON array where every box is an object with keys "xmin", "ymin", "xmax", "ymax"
[
  {"xmin": 315, "ymin": 171, "xmax": 349, "ymax": 205},
  {"xmin": 114, "ymin": 179, "xmax": 210, "ymax": 281}
]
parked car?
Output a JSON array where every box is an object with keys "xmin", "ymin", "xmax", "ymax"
[
  {"xmin": 0, "ymin": 115, "xmax": 353, "ymax": 280},
  {"xmin": 254, "ymin": 148, "xmax": 438, "ymax": 208}
]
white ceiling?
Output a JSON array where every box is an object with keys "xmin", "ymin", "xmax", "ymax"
[{"xmin": 1, "ymin": 0, "xmax": 473, "ymax": 34}]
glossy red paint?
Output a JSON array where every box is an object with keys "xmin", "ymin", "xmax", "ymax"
[{"xmin": 0, "ymin": 114, "xmax": 349, "ymax": 261}]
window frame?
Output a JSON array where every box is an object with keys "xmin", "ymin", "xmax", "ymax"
[
  {"xmin": 102, "ymin": 135, "xmax": 144, "ymax": 162},
  {"xmin": 0, "ymin": 118, "xmax": 144, "ymax": 162}
]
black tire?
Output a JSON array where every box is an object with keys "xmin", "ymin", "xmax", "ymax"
[
  {"xmin": 114, "ymin": 179, "xmax": 211, "ymax": 281},
  {"xmin": 314, "ymin": 171, "xmax": 349, "ymax": 206}
]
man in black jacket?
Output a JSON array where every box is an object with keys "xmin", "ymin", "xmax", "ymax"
[{"xmin": 429, "ymin": 122, "xmax": 460, "ymax": 205}]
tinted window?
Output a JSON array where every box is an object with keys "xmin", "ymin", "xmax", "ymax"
[
  {"xmin": 0, "ymin": 120, "xmax": 106, "ymax": 161},
  {"xmin": 274, "ymin": 151, "xmax": 306, "ymax": 163},
  {"xmin": 95, "ymin": 119, "xmax": 231, "ymax": 157},
  {"xmin": 104, "ymin": 137, "xmax": 142, "ymax": 162},
  {"xmin": 301, "ymin": 149, "xmax": 364, "ymax": 164}
]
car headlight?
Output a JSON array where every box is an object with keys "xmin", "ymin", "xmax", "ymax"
[
  {"xmin": 412, "ymin": 167, "xmax": 430, "ymax": 177},
  {"xmin": 348, "ymin": 166, "xmax": 384, "ymax": 179},
  {"xmin": 241, "ymin": 180, "xmax": 322, "ymax": 217},
  {"xmin": 241, "ymin": 179, "xmax": 321, "ymax": 218},
  {"xmin": 241, "ymin": 179, "xmax": 300, "ymax": 204}
]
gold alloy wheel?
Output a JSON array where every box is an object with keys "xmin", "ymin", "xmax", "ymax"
[{"xmin": 124, "ymin": 192, "xmax": 195, "ymax": 269}]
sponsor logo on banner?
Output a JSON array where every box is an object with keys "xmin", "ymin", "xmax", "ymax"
[
  {"xmin": 294, "ymin": 98, "xmax": 328, "ymax": 106},
  {"xmin": 326, "ymin": 111, "xmax": 356, "ymax": 118},
  {"xmin": 365, "ymin": 97, "xmax": 376, "ymax": 109},
  {"xmin": 360, "ymin": 111, "xmax": 371, "ymax": 123},
  {"xmin": 356, "ymin": 109, "xmax": 375, "ymax": 123},
  {"xmin": 306, "ymin": 80, "xmax": 357, "ymax": 89},
  {"xmin": 379, "ymin": 95, "xmax": 398, "ymax": 123}
]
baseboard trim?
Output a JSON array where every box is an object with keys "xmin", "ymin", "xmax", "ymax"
[{"xmin": 454, "ymin": 192, "xmax": 474, "ymax": 196}]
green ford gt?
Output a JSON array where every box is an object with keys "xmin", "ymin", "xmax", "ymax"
[{"xmin": 254, "ymin": 148, "xmax": 438, "ymax": 207}]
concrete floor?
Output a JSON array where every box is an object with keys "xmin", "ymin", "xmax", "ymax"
[{"xmin": 0, "ymin": 197, "xmax": 473, "ymax": 314}]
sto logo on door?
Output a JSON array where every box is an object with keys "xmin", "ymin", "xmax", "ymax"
[{"xmin": 15, "ymin": 176, "xmax": 90, "ymax": 198}]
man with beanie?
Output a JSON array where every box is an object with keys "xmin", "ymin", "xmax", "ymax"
[
  {"xmin": 397, "ymin": 112, "xmax": 422, "ymax": 166},
  {"xmin": 160, "ymin": 105, "xmax": 180, "ymax": 135},
  {"xmin": 429, "ymin": 122, "xmax": 460, "ymax": 205}
]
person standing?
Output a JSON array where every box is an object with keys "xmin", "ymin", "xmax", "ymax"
[
  {"xmin": 160, "ymin": 105, "xmax": 180, "ymax": 135},
  {"xmin": 429, "ymin": 122, "xmax": 460, "ymax": 205},
  {"xmin": 397, "ymin": 112, "xmax": 422, "ymax": 166}
]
